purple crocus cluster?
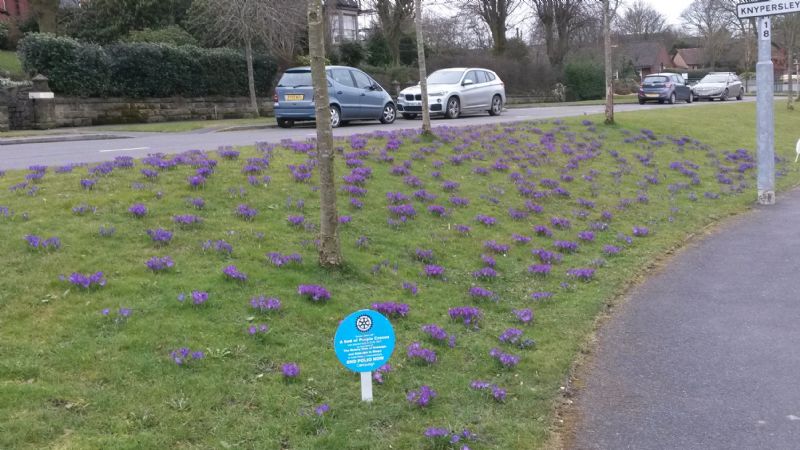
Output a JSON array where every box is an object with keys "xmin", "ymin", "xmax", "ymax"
[
  {"xmin": 407, "ymin": 342, "xmax": 437, "ymax": 364},
  {"xmin": 448, "ymin": 306, "xmax": 482, "ymax": 327},
  {"xmin": 281, "ymin": 362, "xmax": 300, "ymax": 378},
  {"xmin": 145, "ymin": 256, "xmax": 174, "ymax": 272},
  {"xmin": 484, "ymin": 240, "xmax": 510, "ymax": 254},
  {"xmin": 553, "ymin": 240, "xmax": 579, "ymax": 253},
  {"xmin": 146, "ymin": 228, "xmax": 173, "ymax": 245},
  {"xmin": 489, "ymin": 347, "xmax": 521, "ymax": 368},
  {"xmin": 633, "ymin": 226, "xmax": 650, "ymax": 237},
  {"xmin": 470, "ymin": 380, "xmax": 507, "ymax": 402},
  {"xmin": 423, "ymin": 264, "xmax": 445, "ymax": 278},
  {"xmin": 422, "ymin": 324, "xmax": 456, "ymax": 348},
  {"xmin": 372, "ymin": 363, "xmax": 393, "ymax": 384},
  {"xmin": 423, "ymin": 428, "xmax": 477, "ymax": 446},
  {"xmin": 222, "ymin": 265, "xmax": 247, "ymax": 281},
  {"xmin": 297, "ymin": 284, "xmax": 330, "ymax": 301},
  {"xmin": 202, "ymin": 239, "xmax": 233, "ymax": 255},
  {"xmin": 128, "ymin": 203, "xmax": 148, "ymax": 218},
  {"xmin": 25, "ymin": 235, "xmax": 61, "ymax": 250},
  {"xmin": 471, "ymin": 267, "xmax": 498, "ymax": 280},
  {"xmin": 530, "ymin": 291, "xmax": 554, "ymax": 300},
  {"xmin": 407, "ymin": 385, "xmax": 437, "ymax": 407},
  {"xmin": 170, "ymin": 347, "xmax": 205, "ymax": 366},
  {"xmin": 513, "ymin": 308, "xmax": 534, "ymax": 325},
  {"xmin": 66, "ymin": 271, "xmax": 106, "ymax": 289},
  {"xmin": 603, "ymin": 245, "xmax": 621, "ymax": 255},
  {"xmin": 173, "ymin": 215, "xmax": 202, "ymax": 226},
  {"xmin": 250, "ymin": 296, "xmax": 281, "ymax": 312},
  {"xmin": 235, "ymin": 204, "xmax": 257, "ymax": 220},
  {"xmin": 475, "ymin": 214, "xmax": 497, "ymax": 226},
  {"xmin": 469, "ymin": 286, "xmax": 496, "ymax": 301},
  {"xmin": 499, "ymin": 328, "xmax": 536, "ymax": 349},
  {"xmin": 371, "ymin": 302, "xmax": 409, "ymax": 317},
  {"xmin": 267, "ymin": 252, "xmax": 302, "ymax": 267},
  {"xmin": 567, "ymin": 267, "xmax": 596, "ymax": 281},
  {"xmin": 247, "ymin": 324, "xmax": 269, "ymax": 335}
]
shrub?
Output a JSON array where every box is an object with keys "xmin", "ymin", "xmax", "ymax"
[
  {"xmin": 339, "ymin": 41, "xmax": 365, "ymax": 67},
  {"xmin": 123, "ymin": 26, "xmax": 198, "ymax": 47},
  {"xmin": 564, "ymin": 61, "xmax": 604, "ymax": 101},
  {"xmin": 17, "ymin": 33, "xmax": 276, "ymax": 97}
]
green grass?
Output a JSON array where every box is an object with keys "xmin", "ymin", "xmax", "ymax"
[
  {"xmin": 0, "ymin": 50, "xmax": 23, "ymax": 77},
  {"xmin": 509, "ymin": 95, "xmax": 639, "ymax": 108},
  {"xmin": 1, "ymin": 102, "xmax": 798, "ymax": 449},
  {"xmin": 93, "ymin": 117, "xmax": 276, "ymax": 133}
]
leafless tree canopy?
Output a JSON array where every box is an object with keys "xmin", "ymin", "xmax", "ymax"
[
  {"xmin": 616, "ymin": 0, "xmax": 667, "ymax": 39},
  {"xmin": 372, "ymin": 0, "xmax": 415, "ymax": 65},
  {"xmin": 456, "ymin": 0, "xmax": 522, "ymax": 54},
  {"xmin": 530, "ymin": 0, "xmax": 590, "ymax": 69},
  {"xmin": 681, "ymin": 0, "xmax": 732, "ymax": 69}
]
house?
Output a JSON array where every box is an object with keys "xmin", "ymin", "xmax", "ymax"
[
  {"xmin": 620, "ymin": 42, "xmax": 673, "ymax": 78},
  {"xmin": 673, "ymin": 48, "xmax": 705, "ymax": 70},
  {"xmin": 0, "ymin": 0, "xmax": 30, "ymax": 21},
  {"xmin": 329, "ymin": 0, "xmax": 364, "ymax": 44}
]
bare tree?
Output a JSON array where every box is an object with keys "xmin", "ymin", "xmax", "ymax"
[
  {"xmin": 775, "ymin": 15, "xmax": 800, "ymax": 110},
  {"xmin": 457, "ymin": 0, "xmax": 522, "ymax": 54},
  {"xmin": 373, "ymin": 0, "xmax": 415, "ymax": 65},
  {"xmin": 681, "ymin": 0, "xmax": 731, "ymax": 69},
  {"xmin": 415, "ymin": 0, "xmax": 432, "ymax": 134},
  {"xmin": 308, "ymin": 0, "xmax": 343, "ymax": 267},
  {"xmin": 616, "ymin": 0, "xmax": 667, "ymax": 39},
  {"xmin": 30, "ymin": 0, "xmax": 59, "ymax": 33},
  {"xmin": 602, "ymin": 0, "xmax": 620, "ymax": 124},
  {"xmin": 530, "ymin": 0, "xmax": 590, "ymax": 69}
]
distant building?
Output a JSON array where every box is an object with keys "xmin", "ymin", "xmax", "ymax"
[
  {"xmin": 673, "ymin": 48, "xmax": 705, "ymax": 70},
  {"xmin": 0, "ymin": 0, "xmax": 31, "ymax": 21},
  {"xmin": 620, "ymin": 42, "xmax": 673, "ymax": 78},
  {"xmin": 329, "ymin": 0, "xmax": 364, "ymax": 44}
]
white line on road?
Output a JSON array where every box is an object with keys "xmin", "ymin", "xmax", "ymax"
[{"xmin": 99, "ymin": 147, "xmax": 150, "ymax": 153}]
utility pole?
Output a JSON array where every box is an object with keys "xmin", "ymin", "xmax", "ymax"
[{"xmin": 756, "ymin": 17, "xmax": 776, "ymax": 204}]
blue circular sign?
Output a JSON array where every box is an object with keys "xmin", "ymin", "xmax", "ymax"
[{"xmin": 334, "ymin": 309, "xmax": 396, "ymax": 373}]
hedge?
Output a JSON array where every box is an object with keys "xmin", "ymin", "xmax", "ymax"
[
  {"xmin": 564, "ymin": 61, "xmax": 604, "ymax": 101},
  {"xmin": 17, "ymin": 33, "xmax": 277, "ymax": 98}
]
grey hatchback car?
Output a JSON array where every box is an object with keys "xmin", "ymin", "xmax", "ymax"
[
  {"xmin": 637, "ymin": 73, "xmax": 693, "ymax": 104},
  {"xmin": 273, "ymin": 66, "xmax": 396, "ymax": 128},
  {"xmin": 396, "ymin": 68, "xmax": 506, "ymax": 119}
]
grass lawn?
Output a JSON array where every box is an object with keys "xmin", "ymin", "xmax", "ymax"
[
  {"xmin": 0, "ymin": 50, "xmax": 23, "ymax": 78},
  {"xmin": 0, "ymin": 102, "xmax": 798, "ymax": 449},
  {"xmin": 509, "ymin": 95, "xmax": 640, "ymax": 108},
  {"xmin": 92, "ymin": 117, "xmax": 276, "ymax": 133}
]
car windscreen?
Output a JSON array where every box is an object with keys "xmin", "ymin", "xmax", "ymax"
[
  {"xmin": 643, "ymin": 76, "xmax": 668, "ymax": 84},
  {"xmin": 699, "ymin": 75, "xmax": 729, "ymax": 83},
  {"xmin": 428, "ymin": 70, "xmax": 465, "ymax": 84},
  {"xmin": 278, "ymin": 71, "xmax": 313, "ymax": 87}
]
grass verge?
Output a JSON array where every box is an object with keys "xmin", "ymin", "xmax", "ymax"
[{"xmin": 0, "ymin": 102, "xmax": 798, "ymax": 449}]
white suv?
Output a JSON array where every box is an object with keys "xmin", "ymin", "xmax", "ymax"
[{"xmin": 397, "ymin": 68, "xmax": 506, "ymax": 119}]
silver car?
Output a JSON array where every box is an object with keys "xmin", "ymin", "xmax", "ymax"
[
  {"xmin": 692, "ymin": 72, "xmax": 744, "ymax": 101},
  {"xmin": 397, "ymin": 68, "xmax": 506, "ymax": 119}
]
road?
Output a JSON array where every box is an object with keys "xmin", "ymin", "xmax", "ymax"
[
  {"xmin": 0, "ymin": 98, "xmax": 754, "ymax": 170},
  {"xmin": 569, "ymin": 187, "xmax": 800, "ymax": 449}
]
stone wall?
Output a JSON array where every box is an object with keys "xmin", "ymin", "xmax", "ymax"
[
  {"xmin": 0, "ymin": 92, "xmax": 275, "ymax": 130},
  {"xmin": 54, "ymin": 96, "xmax": 274, "ymax": 127}
]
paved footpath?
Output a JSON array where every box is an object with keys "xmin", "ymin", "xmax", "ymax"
[{"xmin": 570, "ymin": 188, "xmax": 800, "ymax": 450}]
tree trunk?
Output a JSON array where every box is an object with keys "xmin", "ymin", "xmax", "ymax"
[
  {"xmin": 415, "ymin": 0, "xmax": 431, "ymax": 134},
  {"xmin": 603, "ymin": 0, "xmax": 614, "ymax": 125},
  {"xmin": 788, "ymin": 45, "xmax": 795, "ymax": 110},
  {"xmin": 31, "ymin": 0, "xmax": 58, "ymax": 33},
  {"xmin": 308, "ymin": 0, "xmax": 342, "ymax": 267},
  {"xmin": 245, "ymin": 37, "xmax": 259, "ymax": 116}
]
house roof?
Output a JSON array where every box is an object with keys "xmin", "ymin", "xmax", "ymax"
[
  {"xmin": 622, "ymin": 42, "xmax": 667, "ymax": 69},
  {"xmin": 676, "ymin": 48, "xmax": 705, "ymax": 67}
]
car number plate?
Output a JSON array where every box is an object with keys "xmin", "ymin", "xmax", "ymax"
[
  {"xmin": 285, "ymin": 94, "xmax": 304, "ymax": 101},
  {"xmin": 646, "ymin": 93, "xmax": 658, "ymax": 97}
]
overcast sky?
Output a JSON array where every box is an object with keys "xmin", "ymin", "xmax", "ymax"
[{"xmin": 639, "ymin": 0, "xmax": 693, "ymax": 25}]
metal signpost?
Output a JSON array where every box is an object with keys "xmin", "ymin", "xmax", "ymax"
[
  {"xmin": 333, "ymin": 309, "xmax": 396, "ymax": 402},
  {"xmin": 737, "ymin": 0, "xmax": 800, "ymax": 205}
]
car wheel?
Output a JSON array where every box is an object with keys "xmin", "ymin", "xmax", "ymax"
[
  {"xmin": 668, "ymin": 93, "xmax": 676, "ymax": 104},
  {"xmin": 277, "ymin": 118, "xmax": 294, "ymax": 128},
  {"xmin": 380, "ymin": 103, "xmax": 397, "ymax": 124},
  {"xmin": 736, "ymin": 89, "xmax": 743, "ymax": 101},
  {"xmin": 720, "ymin": 89, "xmax": 728, "ymax": 101},
  {"xmin": 489, "ymin": 95, "xmax": 503, "ymax": 116},
  {"xmin": 687, "ymin": 92, "xmax": 693, "ymax": 104},
  {"xmin": 445, "ymin": 96, "xmax": 460, "ymax": 119},
  {"xmin": 329, "ymin": 105, "xmax": 341, "ymax": 128},
  {"xmin": 402, "ymin": 113, "xmax": 417, "ymax": 120},
  {"xmin": 638, "ymin": 99, "xmax": 645, "ymax": 105}
]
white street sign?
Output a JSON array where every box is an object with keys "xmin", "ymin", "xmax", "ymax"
[
  {"xmin": 737, "ymin": 0, "xmax": 800, "ymax": 18},
  {"xmin": 760, "ymin": 17, "xmax": 772, "ymax": 41}
]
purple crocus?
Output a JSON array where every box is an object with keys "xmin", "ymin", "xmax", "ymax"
[
  {"xmin": 407, "ymin": 385, "xmax": 437, "ymax": 407},
  {"xmin": 250, "ymin": 296, "xmax": 282, "ymax": 312},
  {"xmin": 67, "ymin": 271, "xmax": 106, "ymax": 289},
  {"xmin": 407, "ymin": 342, "xmax": 437, "ymax": 364},
  {"xmin": 314, "ymin": 403, "xmax": 330, "ymax": 416},
  {"xmin": 222, "ymin": 265, "xmax": 247, "ymax": 281},
  {"xmin": 173, "ymin": 215, "xmax": 202, "ymax": 226},
  {"xmin": 475, "ymin": 214, "xmax": 497, "ymax": 226},
  {"xmin": 489, "ymin": 347, "xmax": 521, "ymax": 368},
  {"xmin": 235, "ymin": 204, "xmax": 257, "ymax": 220},
  {"xmin": 423, "ymin": 265, "xmax": 445, "ymax": 278},
  {"xmin": 371, "ymin": 302, "xmax": 410, "ymax": 317},
  {"xmin": 297, "ymin": 284, "xmax": 330, "ymax": 301},
  {"xmin": 281, "ymin": 362, "xmax": 300, "ymax": 378},
  {"xmin": 513, "ymin": 308, "xmax": 534, "ymax": 325},
  {"xmin": 633, "ymin": 226, "xmax": 650, "ymax": 237},
  {"xmin": 449, "ymin": 306, "xmax": 482, "ymax": 327},
  {"xmin": 469, "ymin": 286, "xmax": 496, "ymax": 300},
  {"xmin": 567, "ymin": 267, "xmax": 596, "ymax": 281},
  {"xmin": 145, "ymin": 256, "xmax": 174, "ymax": 272},
  {"xmin": 191, "ymin": 290, "xmax": 209, "ymax": 305},
  {"xmin": 603, "ymin": 245, "xmax": 621, "ymax": 255},
  {"xmin": 129, "ymin": 203, "xmax": 148, "ymax": 218}
]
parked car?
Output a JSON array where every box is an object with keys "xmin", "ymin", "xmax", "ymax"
[
  {"xmin": 692, "ymin": 72, "xmax": 744, "ymax": 101},
  {"xmin": 637, "ymin": 73, "xmax": 693, "ymax": 104},
  {"xmin": 273, "ymin": 66, "xmax": 396, "ymax": 128},
  {"xmin": 396, "ymin": 68, "xmax": 506, "ymax": 119}
]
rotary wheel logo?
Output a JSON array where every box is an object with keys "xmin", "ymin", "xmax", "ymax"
[{"xmin": 355, "ymin": 314, "xmax": 373, "ymax": 333}]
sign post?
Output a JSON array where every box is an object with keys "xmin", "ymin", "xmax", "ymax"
[
  {"xmin": 737, "ymin": 0, "xmax": 800, "ymax": 204},
  {"xmin": 334, "ymin": 309, "xmax": 396, "ymax": 402}
]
